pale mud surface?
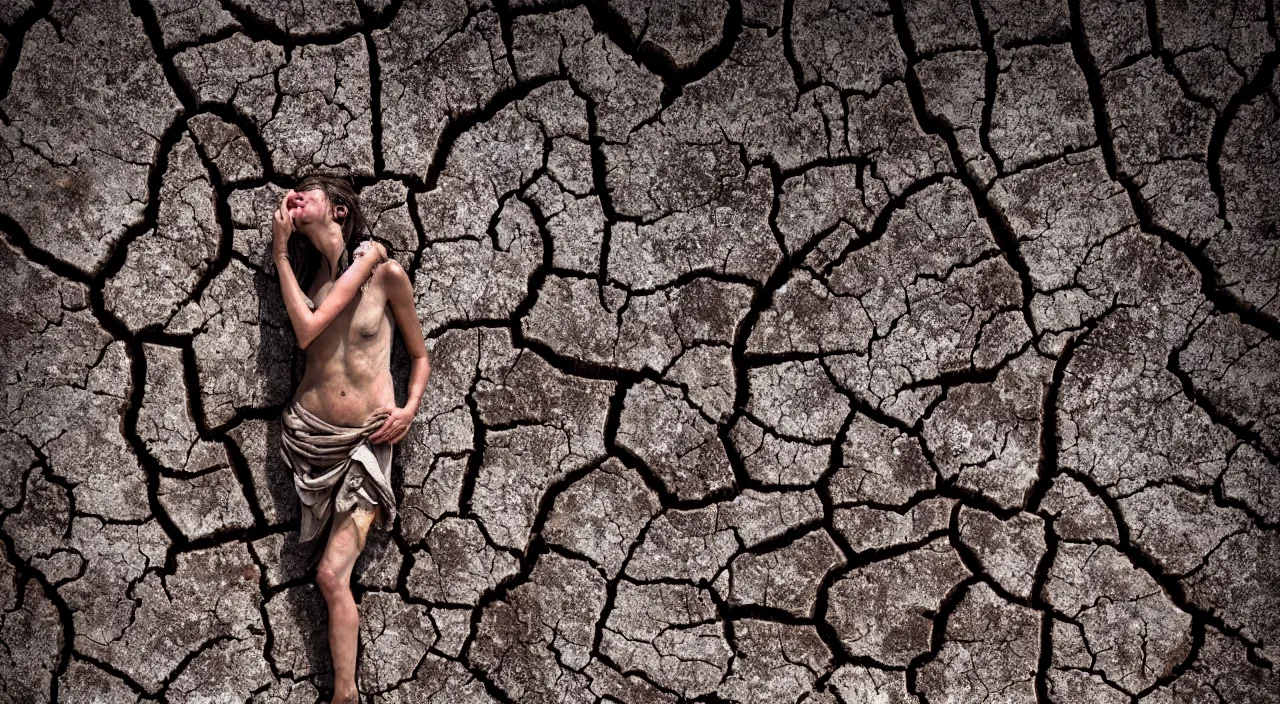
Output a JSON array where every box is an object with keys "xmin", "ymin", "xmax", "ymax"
[{"xmin": 1, "ymin": 0, "xmax": 1278, "ymax": 702}]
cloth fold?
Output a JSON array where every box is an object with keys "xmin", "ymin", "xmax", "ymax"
[{"xmin": 279, "ymin": 399, "xmax": 395, "ymax": 543}]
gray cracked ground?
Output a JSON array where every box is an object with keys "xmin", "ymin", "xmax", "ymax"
[{"xmin": 0, "ymin": 0, "xmax": 1278, "ymax": 702}]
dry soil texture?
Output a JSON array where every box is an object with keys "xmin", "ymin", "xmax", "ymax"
[{"xmin": 1, "ymin": 0, "xmax": 1279, "ymax": 702}]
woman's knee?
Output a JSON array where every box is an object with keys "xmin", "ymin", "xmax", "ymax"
[{"xmin": 315, "ymin": 562, "xmax": 346, "ymax": 597}]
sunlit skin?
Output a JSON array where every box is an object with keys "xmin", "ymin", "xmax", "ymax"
[{"xmin": 271, "ymin": 186, "xmax": 431, "ymax": 704}]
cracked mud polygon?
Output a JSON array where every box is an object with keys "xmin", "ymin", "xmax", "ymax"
[{"xmin": 1, "ymin": 0, "xmax": 1278, "ymax": 702}]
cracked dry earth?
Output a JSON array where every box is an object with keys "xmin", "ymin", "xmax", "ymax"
[{"xmin": 1, "ymin": 0, "xmax": 1279, "ymax": 702}]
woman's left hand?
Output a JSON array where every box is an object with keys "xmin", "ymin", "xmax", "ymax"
[{"xmin": 368, "ymin": 405, "xmax": 414, "ymax": 445}]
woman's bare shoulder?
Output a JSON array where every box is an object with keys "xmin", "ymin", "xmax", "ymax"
[{"xmin": 373, "ymin": 258, "xmax": 411, "ymax": 291}]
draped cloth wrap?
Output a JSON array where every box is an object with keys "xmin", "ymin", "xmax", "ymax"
[{"xmin": 279, "ymin": 400, "xmax": 395, "ymax": 544}]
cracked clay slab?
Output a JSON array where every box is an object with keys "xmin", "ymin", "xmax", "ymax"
[{"xmin": 1, "ymin": 1, "xmax": 1277, "ymax": 701}]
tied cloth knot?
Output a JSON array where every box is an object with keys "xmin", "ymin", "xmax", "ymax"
[{"xmin": 279, "ymin": 400, "xmax": 396, "ymax": 543}]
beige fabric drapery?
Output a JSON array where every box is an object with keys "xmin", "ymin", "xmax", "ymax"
[{"xmin": 279, "ymin": 400, "xmax": 395, "ymax": 543}]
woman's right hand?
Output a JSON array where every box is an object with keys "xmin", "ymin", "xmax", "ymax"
[{"xmin": 272, "ymin": 190, "xmax": 296, "ymax": 258}]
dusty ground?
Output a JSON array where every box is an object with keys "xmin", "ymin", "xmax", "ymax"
[{"xmin": 1, "ymin": 0, "xmax": 1278, "ymax": 702}]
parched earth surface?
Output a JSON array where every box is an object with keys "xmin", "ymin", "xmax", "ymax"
[{"xmin": 1, "ymin": 0, "xmax": 1278, "ymax": 702}]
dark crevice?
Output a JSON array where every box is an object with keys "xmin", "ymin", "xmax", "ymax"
[
  {"xmin": 584, "ymin": 0, "xmax": 743, "ymax": 108},
  {"xmin": 886, "ymin": 0, "xmax": 1039, "ymax": 340},
  {"xmin": 0, "ymin": 2, "xmax": 53, "ymax": 115},
  {"xmin": 2, "ymin": 0, "xmax": 1278, "ymax": 699},
  {"xmin": 1067, "ymin": 0, "xmax": 1280, "ymax": 342}
]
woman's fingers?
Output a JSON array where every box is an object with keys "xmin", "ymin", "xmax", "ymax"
[
  {"xmin": 369, "ymin": 425, "xmax": 411, "ymax": 444},
  {"xmin": 275, "ymin": 190, "xmax": 297, "ymax": 227},
  {"xmin": 366, "ymin": 408, "xmax": 409, "ymax": 444},
  {"xmin": 373, "ymin": 419, "xmax": 412, "ymax": 444},
  {"xmin": 369, "ymin": 413, "xmax": 393, "ymax": 443},
  {"xmin": 353, "ymin": 241, "xmax": 389, "ymax": 266}
]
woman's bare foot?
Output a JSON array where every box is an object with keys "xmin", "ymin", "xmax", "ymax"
[{"xmin": 330, "ymin": 691, "xmax": 359, "ymax": 704}]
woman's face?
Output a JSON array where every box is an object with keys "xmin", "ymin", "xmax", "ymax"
[{"xmin": 287, "ymin": 188, "xmax": 336, "ymax": 230}]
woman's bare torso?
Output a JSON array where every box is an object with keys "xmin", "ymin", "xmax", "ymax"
[{"xmin": 293, "ymin": 270, "xmax": 396, "ymax": 427}]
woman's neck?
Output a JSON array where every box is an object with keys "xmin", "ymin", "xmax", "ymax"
[{"xmin": 308, "ymin": 225, "xmax": 346, "ymax": 279}]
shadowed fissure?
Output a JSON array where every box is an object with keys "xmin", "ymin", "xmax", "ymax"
[{"xmin": 0, "ymin": 0, "xmax": 1278, "ymax": 702}]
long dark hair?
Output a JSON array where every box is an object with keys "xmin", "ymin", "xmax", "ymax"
[{"xmin": 286, "ymin": 173, "xmax": 373, "ymax": 293}]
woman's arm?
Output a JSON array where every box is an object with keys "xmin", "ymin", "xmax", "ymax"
[
  {"xmin": 273, "ymin": 244, "xmax": 383, "ymax": 350},
  {"xmin": 271, "ymin": 190, "xmax": 386, "ymax": 350},
  {"xmin": 367, "ymin": 260, "xmax": 431, "ymax": 445}
]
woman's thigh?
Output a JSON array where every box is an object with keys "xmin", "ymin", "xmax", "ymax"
[{"xmin": 319, "ymin": 504, "xmax": 381, "ymax": 582}]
